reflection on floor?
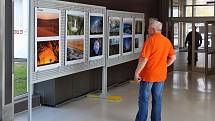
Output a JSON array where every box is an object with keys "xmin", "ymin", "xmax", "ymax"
[{"xmin": 15, "ymin": 71, "xmax": 215, "ymax": 121}]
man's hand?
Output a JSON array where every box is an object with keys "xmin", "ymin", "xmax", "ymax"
[
  {"xmin": 134, "ymin": 57, "xmax": 148, "ymax": 83},
  {"xmin": 134, "ymin": 71, "xmax": 141, "ymax": 83}
]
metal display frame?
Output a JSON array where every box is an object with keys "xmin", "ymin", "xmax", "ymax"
[
  {"xmin": 28, "ymin": 0, "xmax": 107, "ymax": 121},
  {"xmin": 0, "ymin": 0, "xmax": 5, "ymax": 120},
  {"xmin": 27, "ymin": 1, "xmax": 144, "ymax": 121}
]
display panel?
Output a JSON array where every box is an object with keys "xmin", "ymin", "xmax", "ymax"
[
  {"xmin": 35, "ymin": 40, "xmax": 60, "ymax": 71},
  {"xmin": 67, "ymin": 11, "xmax": 84, "ymax": 36},
  {"xmin": 135, "ymin": 19, "xmax": 143, "ymax": 35},
  {"xmin": 66, "ymin": 11, "xmax": 85, "ymax": 65},
  {"xmin": 89, "ymin": 37, "xmax": 103, "ymax": 59},
  {"xmin": 36, "ymin": 8, "xmax": 60, "ymax": 39},
  {"xmin": 90, "ymin": 13, "xmax": 104, "ymax": 35},
  {"xmin": 123, "ymin": 37, "xmax": 132, "ymax": 54},
  {"xmin": 123, "ymin": 18, "xmax": 133, "ymax": 35},
  {"xmin": 109, "ymin": 17, "xmax": 120, "ymax": 36},
  {"xmin": 109, "ymin": 37, "xmax": 120, "ymax": 57}
]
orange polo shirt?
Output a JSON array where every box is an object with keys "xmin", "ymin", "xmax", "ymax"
[{"xmin": 139, "ymin": 32, "xmax": 175, "ymax": 82}]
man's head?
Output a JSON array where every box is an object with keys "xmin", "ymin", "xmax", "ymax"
[{"xmin": 148, "ymin": 20, "xmax": 162, "ymax": 36}]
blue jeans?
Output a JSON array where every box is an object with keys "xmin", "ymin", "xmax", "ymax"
[{"xmin": 135, "ymin": 81, "xmax": 164, "ymax": 121}]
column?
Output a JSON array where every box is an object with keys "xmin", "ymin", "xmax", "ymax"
[{"xmin": 0, "ymin": 0, "xmax": 14, "ymax": 121}]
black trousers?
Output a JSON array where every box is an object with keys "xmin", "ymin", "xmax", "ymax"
[{"xmin": 187, "ymin": 47, "xmax": 198, "ymax": 65}]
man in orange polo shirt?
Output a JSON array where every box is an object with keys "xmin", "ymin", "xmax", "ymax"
[{"xmin": 135, "ymin": 20, "xmax": 176, "ymax": 121}]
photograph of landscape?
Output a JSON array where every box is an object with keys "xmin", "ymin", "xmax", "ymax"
[
  {"xmin": 135, "ymin": 20, "xmax": 143, "ymax": 34},
  {"xmin": 109, "ymin": 17, "xmax": 120, "ymax": 36},
  {"xmin": 36, "ymin": 8, "xmax": 60, "ymax": 37},
  {"xmin": 109, "ymin": 38, "xmax": 120, "ymax": 56},
  {"xmin": 135, "ymin": 37, "xmax": 139, "ymax": 49},
  {"xmin": 123, "ymin": 18, "xmax": 132, "ymax": 35},
  {"xmin": 90, "ymin": 14, "xmax": 103, "ymax": 35},
  {"xmin": 67, "ymin": 38, "xmax": 84, "ymax": 61},
  {"xmin": 67, "ymin": 12, "xmax": 84, "ymax": 36}
]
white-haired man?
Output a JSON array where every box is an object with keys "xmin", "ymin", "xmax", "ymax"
[{"xmin": 135, "ymin": 20, "xmax": 176, "ymax": 121}]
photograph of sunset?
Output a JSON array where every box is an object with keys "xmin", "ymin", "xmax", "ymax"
[{"xmin": 36, "ymin": 8, "xmax": 60, "ymax": 37}]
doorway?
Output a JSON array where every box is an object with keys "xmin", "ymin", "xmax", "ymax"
[{"xmin": 171, "ymin": 19, "xmax": 215, "ymax": 74}]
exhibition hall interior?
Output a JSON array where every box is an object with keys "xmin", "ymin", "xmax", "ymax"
[{"xmin": 0, "ymin": 0, "xmax": 215, "ymax": 121}]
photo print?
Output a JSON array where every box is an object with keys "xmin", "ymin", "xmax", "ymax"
[
  {"xmin": 90, "ymin": 13, "xmax": 104, "ymax": 35},
  {"xmin": 123, "ymin": 18, "xmax": 133, "ymax": 35},
  {"xmin": 67, "ymin": 38, "xmax": 84, "ymax": 61},
  {"xmin": 90, "ymin": 37, "xmax": 103, "ymax": 57},
  {"xmin": 123, "ymin": 37, "xmax": 132, "ymax": 53},
  {"xmin": 36, "ymin": 8, "xmax": 60, "ymax": 38},
  {"xmin": 134, "ymin": 36, "xmax": 143, "ymax": 52},
  {"xmin": 109, "ymin": 17, "xmax": 120, "ymax": 36},
  {"xmin": 135, "ymin": 19, "xmax": 143, "ymax": 34},
  {"xmin": 67, "ymin": 11, "xmax": 85, "ymax": 36},
  {"xmin": 109, "ymin": 38, "xmax": 120, "ymax": 56},
  {"xmin": 135, "ymin": 37, "xmax": 139, "ymax": 49},
  {"xmin": 36, "ymin": 40, "xmax": 59, "ymax": 67}
]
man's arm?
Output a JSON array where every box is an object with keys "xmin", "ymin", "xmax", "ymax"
[
  {"xmin": 167, "ymin": 55, "xmax": 176, "ymax": 67},
  {"xmin": 135, "ymin": 57, "xmax": 148, "ymax": 82},
  {"xmin": 185, "ymin": 32, "xmax": 191, "ymax": 47}
]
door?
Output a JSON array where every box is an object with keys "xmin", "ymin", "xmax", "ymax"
[{"xmin": 205, "ymin": 22, "xmax": 215, "ymax": 75}]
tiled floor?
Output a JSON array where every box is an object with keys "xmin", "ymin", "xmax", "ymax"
[{"xmin": 15, "ymin": 71, "xmax": 215, "ymax": 121}]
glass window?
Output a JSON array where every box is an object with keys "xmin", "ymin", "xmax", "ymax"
[
  {"xmin": 185, "ymin": 6, "xmax": 192, "ymax": 17},
  {"xmin": 174, "ymin": 23, "xmax": 179, "ymax": 47},
  {"xmin": 173, "ymin": 6, "xmax": 180, "ymax": 17},
  {"xmin": 194, "ymin": 0, "xmax": 208, "ymax": 5},
  {"xmin": 186, "ymin": 0, "xmax": 192, "ymax": 5},
  {"xmin": 170, "ymin": 0, "xmax": 215, "ymax": 17},
  {"xmin": 14, "ymin": 0, "xmax": 28, "ymax": 97},
  {"xmin": 194, "ymin": 6, "xmax": 214, "ymax": 17}
]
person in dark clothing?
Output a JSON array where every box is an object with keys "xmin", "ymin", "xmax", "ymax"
[{"xmin": 185, "ymin": 27, "xmax": 202, "ymax": 65}]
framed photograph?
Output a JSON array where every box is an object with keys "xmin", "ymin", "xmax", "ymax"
[
  {"xmin": 66, "ymin": 11, "xmax": 85, "ymax": 36},
  {"xmin": 108, "ymin": 37, "xmax": 120, "ymax": 57},
  {"xmin": 123, "ymin": 37, "xmax": 132, "ymax": 54},
  {"xmin": 135, "ymin": 19, "xmax": 143, "ymax": 35},
  {"xmin": 89, "ymin": 13, "xmax": 104, "ymax": 36},
  {"xmin": 35, "ymin": 40, "xmax": 60, "ymax": 71},
  {"xmin": 35, "ymin": 8, "xmax": 60, "ymax": 40},
  {"xmin": 109, "ymin": 17, "xmax": 120, "ymax": 36},
  {"xmin": 66, "ymin": 37, "xmax": 85, "ymax": 64},
  {"xmin": 123, "ymin": 18, "xmax": 133, "ymax": 35},
  {"xmin": 134, "ymin": 36, "xmax": 143, "ymax": 53},
  {"xmin": 89, "ymin": 37, "xmax": 103, "ymax": 60}
]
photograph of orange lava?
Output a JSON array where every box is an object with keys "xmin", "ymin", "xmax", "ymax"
[
  {"xmin": 37, "ymin": 40, "xmax": 59, "ymax": 67},
  {"xmin": 67, "ymin": 38, "xmax": 84, "ymax": 61},
  {"xmin": 37, "ymin": 8, "xmax": 60, "ymax": 37}
]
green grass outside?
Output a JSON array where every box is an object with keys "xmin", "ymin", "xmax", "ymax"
[{"xmin": 14, "ymin": 62, "xmax": 27, "ymax": 96}]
